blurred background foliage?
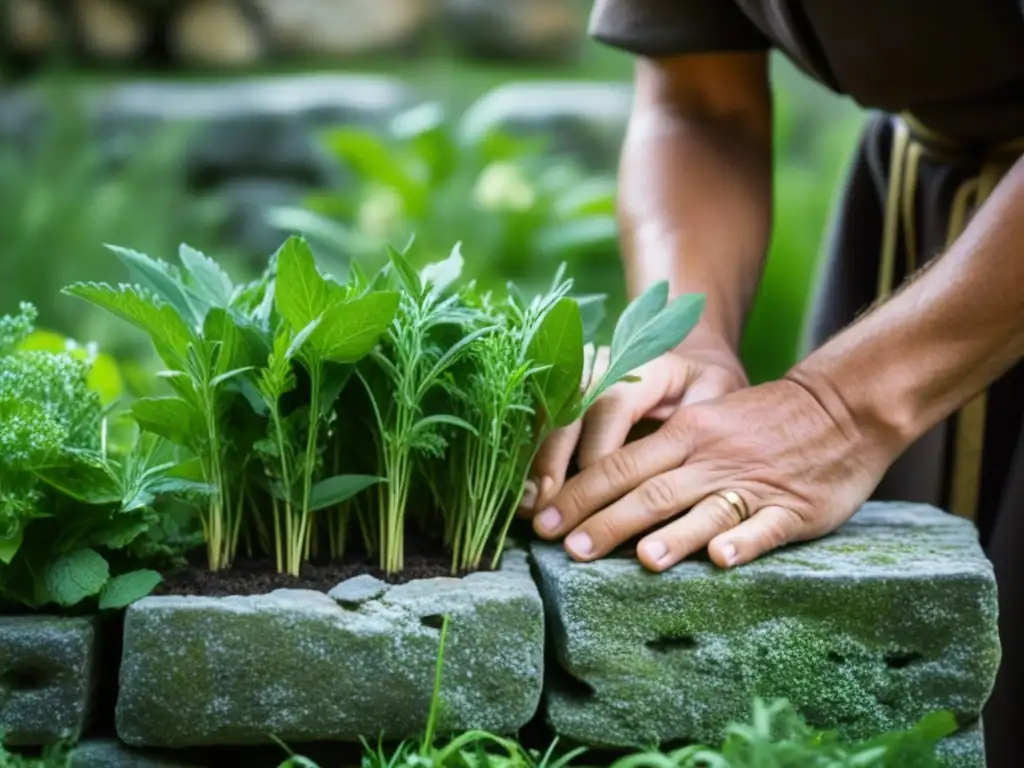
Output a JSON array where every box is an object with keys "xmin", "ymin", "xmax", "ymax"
[{"xmin": 0, "ymin": 0, "xmax": 865, "ymax": 387}]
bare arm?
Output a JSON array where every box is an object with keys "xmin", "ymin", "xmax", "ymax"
[
  {"xmin": 792, "ymin": 156, "xmax": 1024, "ymax": 459},
  {"xmin": 619, "ymin": 52, "xmax": 773, "ymax": 352}
]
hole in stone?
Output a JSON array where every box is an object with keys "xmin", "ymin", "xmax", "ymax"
[
  {"xmin": 336, "ymin": 600, "xmax": 362, "ymax": 612},
  {"xmin": 1, "ymin": 666, "xmax": 49, "ymax": 691},
  {"xmin": 419, "ymin": 614, "xmax": 444, "ymax": 630},
  {"xmin": 827, "ymin": 651, "xmax": 846, "ymax": 664},
  {"xmin": 884, "ymin": 651, "xmax": 923, "ymax": 670},
  {"xmin": 553, "ymin": 670, "xmax": 597, "ymax": 702},
  {"xmin": 646, "ymin": 634, "xmax": 697, "ymax": 653}
]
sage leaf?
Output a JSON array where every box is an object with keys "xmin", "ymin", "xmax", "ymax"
[
  {"xmin": 595, "ymin": 292, "xmax": 705, "ymax": 403},
  {"xmin": 309, "ymin": 475, "xmax": 385, "ymax": 512},
  {"xmin": 610, "ymin": 280, "xmax": 669, "ymax": 360},
  {"xmin": 44, "ymin": 548, "xmax": 110, "ymax": 607},
  {"xmin": 98, "ymin": 569, "xmax": 163, "ymax": 610}
]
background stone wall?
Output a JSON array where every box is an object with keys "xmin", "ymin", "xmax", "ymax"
[{"xmin": 4, "ymin": 0, "xmax": 590, "ymax": 71}]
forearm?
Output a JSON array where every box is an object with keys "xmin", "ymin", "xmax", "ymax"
[
  {"xmin": 791, "ymin": 156, "xmax": 1024, "ymax": 458},
  {"xmin": 618, "ymin": 53, "xmax": 773, "ymax": 352}
]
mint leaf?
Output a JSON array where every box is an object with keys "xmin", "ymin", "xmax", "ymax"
[
  {"xmin": 275, "ymin": 236, "xmax": 331, "ymax": 331},
  {"xmin": 131, "ymin": 397, "xmax": 204, "ymax": 450},
  {"xmin": 310, "ymin": 291, "xmax": 400, "ymax": 363},
  {"xmin": 527, "ymin": 297, "xmax": 584, "ymax": 427},
  {"xmin": 98, "ymin": 569, "xmax": 162, "ymax": 610},
  {"xmin": 105, "ymin": 244, "xmax": 198, "ymax": 323},
  {"xmin": 44, "ymin": 548, "xmax": 110, "ymax": 607},
  {"xmin": 179, "ymin": 244, "xmax": 234, "ymax": 308},
  {"xmin": 309, "ymin": 475, "xmax": 384, "ymax": 512},
  {"xmin": 62, "ymin": 282, "xmax": 195, "ymax": 367}
]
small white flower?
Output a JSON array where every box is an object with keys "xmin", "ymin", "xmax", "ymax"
[
  {"xmin": 473, "ymin": 161, "xmax": 536, "ymax": 212},
  {"xmin": 357, "ymin": 187, "xmax": 405, "ymax": 239}
]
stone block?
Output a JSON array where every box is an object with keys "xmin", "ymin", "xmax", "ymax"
[
  {"xmin": 533, "ymin": 502, "xmax": 1001, "ymax": 749},
  {"xmin": 116, "ymin": 550, "xmax": 544, "ymax": 747},
  {"xmin": 69, "ymin": 739, "xmax": 202, "ymax": 768},
  {"xmin": 460, "ymin": 81, "xmax": 634, "ymax": 170},
  {"xmin": 0, "ymin": 615, "xmax": 100, "ymax": 746}
]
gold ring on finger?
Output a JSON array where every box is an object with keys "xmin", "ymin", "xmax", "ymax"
[{"xmin": 712, "ymin": 490, "xmax": 751, "ymax": 524}]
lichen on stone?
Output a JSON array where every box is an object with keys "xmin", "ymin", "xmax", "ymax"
[{"xmin": 533, "ymin": 502, "xmax": 1000, "ymax": 756}]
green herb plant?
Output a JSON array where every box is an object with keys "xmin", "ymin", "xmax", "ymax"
[{"xmin": 0, "ymin": 304, "xmax": 190, "ymax": 611}]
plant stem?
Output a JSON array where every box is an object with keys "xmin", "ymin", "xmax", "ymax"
[
  {"xmin": 270, "ymin": 402, "xmax": 294, "ymax": 575},
  {"xmin": 293, "ymin": 358, "xmax": 323, "ymax": 576}
]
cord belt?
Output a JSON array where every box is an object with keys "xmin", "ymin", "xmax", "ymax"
[{"xmin": 878, "ymin": 112, "xmax": 1024, "ymax": 522}]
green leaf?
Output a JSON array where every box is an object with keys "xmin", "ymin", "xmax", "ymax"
[
  {"xmin": 611, "ymin": 281, "xmax": 669, "ymax": 360},
  {"xmin": 309, "ymin": 291, "xmax": 400, "ymax": 363},
  {"xmin": 33, "ymin": 450, "xmax": 122, "ymax": 505},
  {"xmin": 131, "ymin": 397, "xmax": 204, "ymax": 450},
  {"xmin": 410, "ymin": 413, "xmax": 478, "ymax": 437},
  {"xmin": 0, "ymin": 525, "xmax": 24, "ymax": 565},
  {"xmin": 577, "ymin": 294, "xmax": 608, "ymax": 343},
  {"xmin": 528, "ymin": 298, "xmax": 584, "ymax": 427},
  {"xmin": 309, "ymin": 475, "xmax": 385, "ymax": 512},
  {"xmin": 595, "ymin": 292, "xmax": 705, "ymax": 402},
  {"xmin": 275, "ymin": 236, "xmax": 331, "ymax": 331},
  {"xmin": 321, "ymin": 128, "xmax": 419, "ymax": 203},
  {"xmin": 319, "ymin": 364, "xmax": 354, "ymax": 416},
  {"xmin": 179, "ymin": 243, "xmax": 234, "ymax": 308},
  {"xmin": 105, "ymin": 244, "xmax": 198, "ymax": 322},
  {"xmin": 44, "ymin": 548, "xmax": 110, "ymax": 607},
  {"xmin": 203, "ymin": 307, "xmax": 253, "ymax": 375},
  {"xmin": 285, "ymin": 316, "xmax": 323, "ymax": 360},
  {"xmin": 211, "ymin": 366, "xmax": 254, "ymax": 389},
  {"xmin": 386, "ymin": 244, "xmax": 422, "ymax": 297},
  {"xmin": 62, "ymin": 282, "xmax": 195, "ymax": 367},
  {"xmin": 98, "ymin": 569, "xmax": 162, "ymax": 610},
  {"xmin": 419, "ymin": 243, "xmax": 464, "ymax": 300}
]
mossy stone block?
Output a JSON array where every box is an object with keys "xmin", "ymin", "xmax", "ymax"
[
  {"xmin": 533, "ymin": 502, "xmax": 1000, "ymax": 749},
  {"xmin": 69, "ymin": 739, "xmax": 202, "ymax": 767},
  {"xmin": 116, "ymin": 550, "xmax": 543, "ymax": 747},
  {"xmin": 0, "ymin": 615, "xmax": 99, "ymax": 746}
]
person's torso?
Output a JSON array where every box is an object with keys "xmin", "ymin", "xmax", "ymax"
[{"xmin": 735, "ymin": 0, "xmax": 1024, "ymax": 141}]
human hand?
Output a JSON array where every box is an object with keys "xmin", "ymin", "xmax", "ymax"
[
  {"xmin": 520, "ymin": 339, "xmax": 748, "ymax": 514},
  {"xmin": 531, "ymin": 373, "xmax": 899, "ymax": 571}
]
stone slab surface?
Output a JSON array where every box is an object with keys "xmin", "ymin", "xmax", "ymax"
[
  {"xmin": 936, "ymin": 720, "xmax": 986, "ymax": 768},
  {"xmin": 533, "ymin": 502, "xmax": 1001, "ymax": 749},
  {"xmin": 69, "ymin": 739, "xmax": 202, "ymax": 768},
  {"xmin": 0, "ymin": 615, "xmax": 99, "ymax": 746},
  {"xmin": 116, "ymin": 550, "xmax": 544, "ymax": 747}
]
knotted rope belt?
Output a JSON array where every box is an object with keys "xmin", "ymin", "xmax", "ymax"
[{"xmin": 878, "ymin": 113, "xmax": 1024, "ymax": 523}]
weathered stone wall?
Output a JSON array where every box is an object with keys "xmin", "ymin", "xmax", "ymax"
[
  {"xmin": 0, "ymin": 504, "xmax": 999, "ymax": 767},
  {"xmin": 2, "ymin": 0, "xmax": 590, "ymax": 69},
  {"xmin": 0, "ymin": 73, "xmax": 633, "ymax": 261}
]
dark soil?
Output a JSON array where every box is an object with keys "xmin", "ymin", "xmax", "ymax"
[{"xmin": 154, "ymin": 551, "xmax": 465, "ymax": 598}]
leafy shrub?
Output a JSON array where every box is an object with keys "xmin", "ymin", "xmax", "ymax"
[
  {"xmin": 0, "ymin": 303, "xmax": 197, "ymax": 611},
  {"xmin": 65, "ymin": 235, "xmax": 701, "ymax": 576},
  {"xmin": 267, "ymin": 103, "xmax": 626, "ymax": 333}
]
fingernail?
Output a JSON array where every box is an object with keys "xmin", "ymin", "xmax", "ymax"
[
  {"xmin": 641, "ymin": 540, "xmax": 667, "ymax": 562},
  {"xmin": 721, "ymin": 543, "xmax": 739, "ymax": 567},
  {"xmin": 520, "ymin": 478, "xmax": 538, "ymax": 509},
  {"xmin": 565, "ymin": 532, "xmax": 593, "ymax": 558},
  {"xmin": 535, "ymin": 507, "xmax": 562, "ymax": 534}
]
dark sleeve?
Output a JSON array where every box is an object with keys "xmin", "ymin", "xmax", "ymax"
[{"xmin": 589, "ymin": 0, "xmax": 771, "ymax": 57}]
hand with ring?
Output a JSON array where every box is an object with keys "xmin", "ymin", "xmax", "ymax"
[{"xmin": 531, "ymin": 372, "xmax": 899, "ymax": 571}]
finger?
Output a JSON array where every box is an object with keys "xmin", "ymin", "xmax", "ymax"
[
  {"xmin": 561, "ymin": 465, "xmax": 717, "ymax": 560},
  {"xmin": 522, "ymin": 420, "xmax": 582, "ymax": 516},
  {"xmin": 635, "ymin": 489, "xmax": 756, "ymax": 572},
  {"xmin": 707, "ymin": 505, "xmax": 803, "ymax": 568},
  {"xmin": 523, "ymin": 344, "xmax": 609, "ymax": 515},
  {"xmin": 577, "ymin": 355, "xmax": 690, "ymax": 469}
]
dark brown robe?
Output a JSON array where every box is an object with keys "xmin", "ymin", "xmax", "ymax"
[{"xmin": 589, "ymin": 1, "xmax": 1024, "ymax": 764}]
